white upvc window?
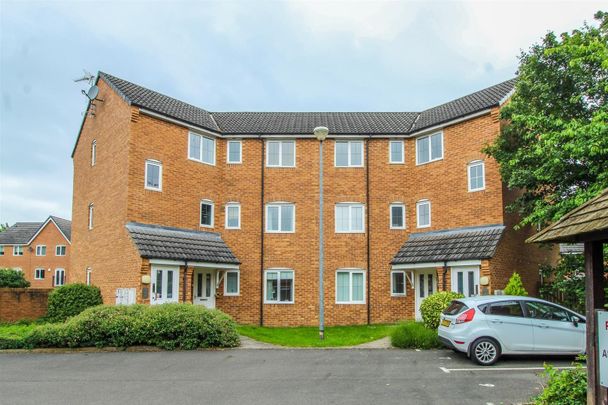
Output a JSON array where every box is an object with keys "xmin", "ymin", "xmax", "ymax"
[
  {"xmin": 264, "ymin": 269, "xmax": 294, "ymax": 303},
  {"xmin": 224, "ymin": 270, "xmax": 240, "ymax": 296},
  {"xmin": 54, "ymin": 268, "xmax": 65, "ymax": 286},
  {"xmin": 336, "ymin": 269, "xmax": 365, "ymax": 304},
  {"xmin": 390, "ymin": 203, "xmax": 406, "ymax": 229},
  {"xmin": 55, "ymin": 245, "xmax": 66, "ymax": 256},
  {"xmin": 91, "ymin": 140, "xmax": 97, "ymax": 166},
  {"xmin": 88, "ymin": 203, "xmax": 94, "ymax": 230},
  {"xmin": 335, "ymin": 203, "xmax": 365, "ymax": 233},
  {"xmin": 200, "ymin": 200, "xmax": 214, "ymax": 228},
  {"xmin": 35, "ymin": 245, "xmax": 46, "ymax": 256},
  {"xmin": 335, "ymin": 140, "xmax": 364, "ymax": 167},
  {"xmin": 266, "ymin": 140, "xmax": 295, "ymax": 167},
  {"xmin": 188, "ymin": 132, "xmax": 216, "ymax": 165},
  {"xmin": 416, "ymin": 132, "xmax": 443, "ymax": 165},
  {"xmin": 86, "ymin": 268, "xmax": 92, "ymax": 286},
  {"xmin": 0, "ymin": 245, "xmax": 4, "ymax": 256},
  {"xmin": 416, "ymin": 199, "xmax": 431, "ymax": 228},
  {"xmin": 34, "ymin": 268, "xmax": 45, "ymax": 280},
  {"xmin": 225, "ymin": 203, "xmax": 241, "ymax": 229},
  {"xmin": 13, "ymin": 246, "xmax": 23, "ymax": 256},
  {"xmin": 389, "ymin": 140, "xmax": 404, "ymax": 164},
  {"xmin": 145, "ymin": 159, "xmax": 162, "ymax": 191},
  {"xmin": 227, "ymin": 140, "xmax": 242, "ymax": 164},
  {"xmin": 468, "ymin": 160, "xmax": 485, "ymax": 192},
  {"xmin": 265, "ymin": 203, "xmax": 295, "ymax": 233},
  {"xmin": 391, "ymin": 271, "xmax": 406, "ymax": 296}
]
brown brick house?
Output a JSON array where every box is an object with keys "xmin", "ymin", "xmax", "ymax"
[
  {"xmin": 0, "ymin": 216, "xmax": 71, "ymax": 288},
  {"xmin": 70, "ymin": 72, "xmax": 554, "ymax": 325}
]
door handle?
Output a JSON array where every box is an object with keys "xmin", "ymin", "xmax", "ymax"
[
  {"xmin": 490, "ymin": 319, "xmax": 502, "ymax": 324},
  {"xmin": 537, "ymin": 323, "xmax": 549, "ymax": 328}
]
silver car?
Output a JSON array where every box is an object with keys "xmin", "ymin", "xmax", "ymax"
[{"xmin": 438, "ymin": 295, "xmax": 586, "ymax": 365}]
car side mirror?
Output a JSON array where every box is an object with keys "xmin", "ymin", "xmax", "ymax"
[{"xmin": 572, "ymin": 318, "xmax": 579, "ymax": 327}]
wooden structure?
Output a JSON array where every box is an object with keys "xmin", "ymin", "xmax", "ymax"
[{"xmin": 528, "ymin": 188, "xmax": 608, "ymax": 405}]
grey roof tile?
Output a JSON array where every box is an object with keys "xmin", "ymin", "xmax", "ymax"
[
  {"xmin": 50, "ymin": 216, "xmax": 71, "ymax": 241},
  {"xmin": 126, "ymin": 222, "xmax": 239, "ymax": 264},
  {"xmin": 0, "ymin": 222, "xmax": 43, "ymax": 245},
  {"xmin": 391, "ymin": 224, "xmax": 505, "ymax": 264}
]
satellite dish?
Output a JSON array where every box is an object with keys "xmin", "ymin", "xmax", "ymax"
[{"xmin": 86, "ymin": 85, "xmax": 99, "ymax": 100}]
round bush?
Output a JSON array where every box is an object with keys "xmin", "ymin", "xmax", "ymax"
[
  {"xmin": 46, "ymin": 284, "xmax": 103, "ymax": 322},
  {"xmin": 420, "ymin": 291, "xmax": 465, "ymax": 330},
  {"xmin": 0, "ymin": 268, "xmax": 30, "ymax": 288}
]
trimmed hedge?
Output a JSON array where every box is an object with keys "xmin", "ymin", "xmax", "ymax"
[
  {"xmin": 420, "ymin": 291, "xmax": 465, "ymax": 330},
  {"xmin": 391, "ymin": 321, "xmax": 441, "ymax": 349},
  {"xmin": 0, "ymin": 268, "xmax": 30, "ymax": 288},
  {"xmin": 25, "ymin": 303, "xmax": 240, "ymax": 350},
  {"xmin": 46, "ymin": 284, "xmax": 103, "ymax": 321}
]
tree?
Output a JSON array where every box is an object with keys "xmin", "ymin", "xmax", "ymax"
[
  {"xmin": 484, "ymin": 11, "xmax": 608, "ymax": 229},
  {"xmin": 0, "ymin": 223, "xmax": 9, "ymax": 232},
  {"xmin": 0, "ymin": 269, "xmax": 30, "ymax": 288},
  {"xmin": 503, "ymin": 272, "xmax": 528, "ymax": 296}
]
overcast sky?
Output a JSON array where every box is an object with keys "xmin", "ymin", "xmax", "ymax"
[{"xmin": 0, "ymin": 0, "xmax": 604, "ymax": 225}]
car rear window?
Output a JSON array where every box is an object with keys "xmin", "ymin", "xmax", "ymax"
[{"xmin": 443, "ymin": 301, "xmax": 468, "ymax": 315}]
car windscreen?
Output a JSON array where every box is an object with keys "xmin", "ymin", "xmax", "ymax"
[{"xmin": 443, "ymin": 301, "xmax": 468, "ymax": 315}]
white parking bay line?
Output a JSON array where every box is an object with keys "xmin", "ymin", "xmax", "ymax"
[{"xmin": 440, "ymin": 366, "xmax": 577, "ymax": 373}]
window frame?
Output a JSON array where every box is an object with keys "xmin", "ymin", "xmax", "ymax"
[
  {"xmin": 390, "ymin": 270, "xmax": 406, "ymax": 296},
  {"xmin": 487, "ymin": 300, "xmax": 526, "ymax": 318},
  {"xmin": 416, "ymin": 199, "xmax": 431, "ymax": 228},
  {"xmin": 389, "ymin": 140, "xmax": 404, "ymax": 164},
  {"xmin": 34, "ymin": 268, "xmax": 45, "ymax": 280},
  {"xmin": 188, "ymin": 132, "xmax": 216, "ymax": 166},
  {"xmin": 334, "ymin": 140, "xmax": 364, "ymax": 168},
  {"xmin": 335, "ymin": 269, "xmax": 366, "ymax": 304},
  {"xmin": 55, "ymin": 245, "xmax": 66, "ymax": 256},
  {"xmin": 88, "ymin": 203, "xmax": 94, "ymax": 230},
  {"xmin": 144, "ymin": 159, "xmax": 163, "ymax": 191},
  {"xmin": 227, "ymin": 140, "xmax": 242, "ymax": 164},
  {"xmin": 13, "ymin": 246, "xmax": 23, "ymax": 256},
  {"xmin": 0, "ymin": 245, "xmax": 3, "ymax": 256},
  {"xmin": 265, "ymin": 140, "xmax": 296, "ymax": 168},
  {"xmin": 389, "ymin": 203, "xmax": 406, "ymax": 229},
  {"xmin": 54, "ymin": 268, "xmax": 65, "ymax": 287},
  {"xmin": 415, "ymin": 132, "xmax": 444, "ymax": 165},
  {"xmin": 200, "ymin": 200, "xmax": 215, "ymax": 228},
  {"xmin": 35, "ymin": 245, "xmax": 46, "ymax": 256},
  {"xmin": 334, "ymin": 203, "xmax": 365, "ymax": 234},
  {"xmin": 225, "ymin": 202, "xmax": 241, "ymax": 230},
  {"xmin": 91, "ymin": 139, "xmax": 96, "ymax": 166},
  {"xmin": 265, "ymin": 203, "xmax": 296, "ymax": 233},
  {"xmin": 224, "ymin": 270, "xmax": 240, "ymax": 296},
  {"xmin": 86, "ymin": 268, "xmax": 92, "ymax": 286},
  {"xmin": 264, "ymin": 269, "xmax": 295, "ymax": 304},
  {"xmin": 467, "ymin": 160, "xmax": 485, "ymax": 192}
]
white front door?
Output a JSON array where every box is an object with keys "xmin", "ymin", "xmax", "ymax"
[
  {"xmin": 193, "ymin": 270, "xmax": 215, "ymax": 309},
  {"xmin": 415, "ymin": 270, "xmax": 436, "ymax": 321},
  {"xmin": 451, "ymin": 266, "xmax": 480, "ymax": 297},
  {"xmin": 151, "ymin": 267, "xmax": 179, "ymax": 304}
]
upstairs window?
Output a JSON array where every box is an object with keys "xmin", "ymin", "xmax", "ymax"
[
  {"xmin": 266, "ymin": 140, "xmax": 295, "ymax": 167},
  {"xmin": 390, "ymin": 203, "xmax": 405, "ymax": 229},
  {"xmin": 189, "ymin": 132, "xmax": 216, "ymax": 165},
  {"xmin": 34, "ymin": 268, "xmax": 45, "ymax": 280},
  {"xmin": 36, "ymin": 245, "xmax": 46, "ymax": 256},
  {"xmin": 335, "ymin": 203, "xmax": 364, "ymax": 233},
  {"xmin": 265, "ymin": 270, "xmax": 294, "ymax": 303},
  {"xmin": 200, "ymin": 200, "xmax": 214, "ymax": 228},
  {"xmin": 0, "ymin": 245, "xmax": 4, "ymax": 256},
  {"xmin": 416, "ymin": 132, "xmax": 443, "ymax": 165},
  {"xmin": 225, "ymin": 203, "xmax": 241, "ymax": 229},
  {"xmin": 336, "ymin": 269, "xmax": 365, "ymax": 304},
  {"xmin": 389, "ymin": 140, "xmax": 404, "ymax": 164},
  {"xmin": 88, "ymin": 203, "xmax": 94, "ymax": 230},
  {"xmin": 335, "ymin": 140, "xmax": 363, "ymax": 167},
  {"xmin": 56, "ymin": 245, "xmax": 66, "ymax": 256},
  {"xmin": 13, "ymin": 246, "xmax": 23, "ymax": 256},
  {"xmin": 416, "ymin": 199, "xmax": 431, "ymax": 228},
  {"xmin": 266, "ymin": 203, "xmax": 295, "ymax": 233},
  {"xmin": 468, "ymin": 160, "xmax": 485, "ymax": 192},
  {"xmin": 91, "ymin": 140, "xmax": 97, "ymax": 166},
  {"xmin": 145, "ymin": 160, "xmax": 162, "ymax": 191},
  {"xmin": 227, "ymin": 140, "xmax": 242, "ymax": 164}
]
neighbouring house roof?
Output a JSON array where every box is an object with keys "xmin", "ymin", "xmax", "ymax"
[
  {"xmin": 125, "ymin": 222, "xmax": 240, "ymax": 264},
  {"xmin": 527, "ymin": 188, "xmax": 608, "ymax": 244},
  {"xmin": 391, "ymin": 224, "xmax": 505, "ymax": 265},
  {"xmin": 0, "ymin": 215, "xmax": 72, "ymax": 245}
]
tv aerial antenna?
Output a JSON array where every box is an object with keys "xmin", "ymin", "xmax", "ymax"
[{"xmin": 74, "ymin": 69, "xmax": 103, "ymax": 117}]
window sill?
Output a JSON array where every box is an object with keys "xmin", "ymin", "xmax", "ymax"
[
  {"xmin": 415, "ymin": 157, "xmax": 443, "ymax": 167},
  {"xmin": 417, "ymin": 224, "xmax": 431, "ymax": 229},
  {"xmin": 188, "ymin": 157, "xmax": 216, "ymax": 167},
  {"xmin": 200, "ymin": 224, "xmax": 214, "ymax": 229},
  {"xmin": 265, "ymin": 231, "xmax": 295, "ymax": 234},
  {"xmin": 468, "ymin": 187, "xmax": 486, "ymax": 193},
  {"xmin": 391, "ymin": 293, "xmax": 407, "ymax": 297},
  {"xmin": 390, "ymin": 226, "xmax": 406, "ymax": 230},
  {"xmin": 265, "ymin": 165, "xmax": 297, "ymax": 168},
  {"xmin": 335, "ymin": 231, "xmax": 365, "ymax": 234},
  {"xmin": 144, "ymin": 187, "xmax": 162, "ymax": 192},
  {"xmin": 224, "ymin": 293, "xmax": 240, "ymax": 297},
  {"xmin": 389, "ymin": 161, "xmax": 405, "ymax": 165},
  {"xmin": 335, "ymin": 301, "xmax": 366, "ymax": 305},
  {"xmin": 264, "ymin": 301, "xmax": 294, "ymax": 305}
]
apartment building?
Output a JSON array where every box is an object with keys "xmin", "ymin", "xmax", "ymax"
[{"xmin": 70, "ymin": 72, "xmax": 554, "ymax": 325}]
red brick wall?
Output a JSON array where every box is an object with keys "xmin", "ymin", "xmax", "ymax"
[{"xmin": 0, "ymin": 288, "xmax": 51, "ymax": 322}]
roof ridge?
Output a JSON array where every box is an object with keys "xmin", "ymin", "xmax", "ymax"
[{"xmin": 126, "ymin": 221, "xmax": 222, "ymax": 237}]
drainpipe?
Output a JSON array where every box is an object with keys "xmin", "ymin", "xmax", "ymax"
[
  {"xmin": 442, "ymin": 261, "xmax": 448, "ymax": 291},
  {"xmin": 259, "ymin": 136, "xmax": 265, "ymax": 326},
  {"xmin": 183, "ymin": 260, "xmax": 189, "ymax": 303},
  {"xmin": 366, "ymin": 135, "xmax": 371, "ymax": 325}
]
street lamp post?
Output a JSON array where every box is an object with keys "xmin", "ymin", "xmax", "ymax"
[{"xmin": 314, "ymin": 126, "xmax": 329, "ymax": 340}]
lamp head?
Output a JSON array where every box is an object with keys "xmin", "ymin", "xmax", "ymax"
[{"xmin": 313, "ymin": 126, "xmax": 329, "ymax": 141}]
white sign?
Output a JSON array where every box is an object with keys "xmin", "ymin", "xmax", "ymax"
[{"xmin": 598, "ymin": 311, "xmax": 608, "ymax": 387}]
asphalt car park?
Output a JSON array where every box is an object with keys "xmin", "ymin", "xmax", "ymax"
[{"xmin": 0, "ymin": 348, "xmax": 578, "ymax": 405}]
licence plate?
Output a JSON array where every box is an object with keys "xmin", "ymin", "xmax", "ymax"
[{"xmin": 441, "ymin": 319, "xmax": 451, "ymax": 327}]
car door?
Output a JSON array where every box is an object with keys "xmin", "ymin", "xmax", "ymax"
[
  {"xmin": 484, "ymin": 300, "xmax": 534, "ymax": 352},
  {"xmin": 523, "ymin": 301, "xmax": 585, "ymax": 353}
]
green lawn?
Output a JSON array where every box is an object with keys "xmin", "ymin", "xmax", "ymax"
[{"xmin": 237, "ymin": 324, "xmax": 399, "ymax": 347}]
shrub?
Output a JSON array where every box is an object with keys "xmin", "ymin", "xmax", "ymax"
[
  {"xmin": 391, "ymin": 321, "xmax": 441, "ymax": 349},
  {"xmin": 534, "ymin": 361, "xmax": 586, "ymax": 404},
  {"xmin": 420, "ymin": 291, "xmax": 465, "ymax": 330},
  {"xmin": 504, "ymin": 272, "xmax": 528, "ymax": 296},
  {"xmin": 0, "ymin": 269, "xmax": 30, "ymax": 288},
  {"xmin": 46, "ymin": 284, "xmax": 103, "ymax": 322}
]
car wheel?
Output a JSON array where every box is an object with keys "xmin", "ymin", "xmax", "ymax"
[{"xmin": 471, "ymin": 338, "xmax": 500, "ymax": 366}]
